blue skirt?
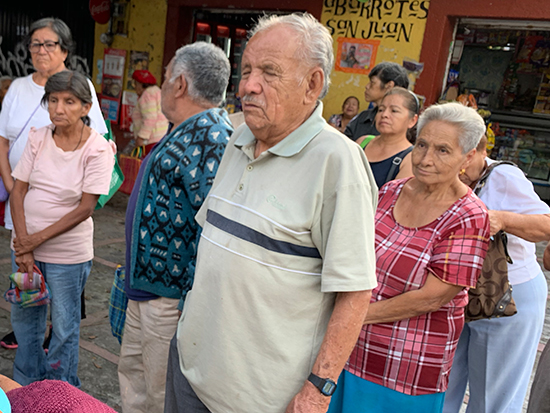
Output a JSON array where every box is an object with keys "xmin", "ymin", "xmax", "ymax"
[{"xmin": 327, "ymin": 370, "xmax": 445, "ymax": 413}]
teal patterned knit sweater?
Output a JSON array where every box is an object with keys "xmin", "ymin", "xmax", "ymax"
[{"xmin": 130, "ymin": 108, "xmax": 233, "ymax": 301}]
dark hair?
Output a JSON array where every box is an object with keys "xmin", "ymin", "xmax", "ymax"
[
  {"xmin": 343, "ymin": 95, "xmax": 360, "ymax": 107},
  {"xmin": 369, "ymin": 62, "xmax": 409, "ymax": 89},
  {"xmin": 383, "ymin": 87, "xmax": 419, "ymax": 116},
  {"xmin": 28, "ymin": 18, "xmax": 75, "ymax": 62},
  {"xmin": 381, "ymin": 86, "xmax": 419, "ymax": 143},
  {"xmin": 41, "ymin": 70, "xmax": 92, "ymax": 126}
]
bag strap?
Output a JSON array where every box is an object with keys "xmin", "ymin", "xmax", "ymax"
[
  {"xmin": 474, "ymin": 162, "xmax": 517, "ymax": 264},
  {"xmin": 359, "ymin": 135, "xmax": 376, "ymax": 149},
  {"xmin": 384, "ymin": 146, "xmax": 413, "ymax": 185},
  {"xmin": 473, "ymin": 161, "xmax": 517, "ymax": 195},
  {"xmin": 9, "ymin": 104, "xmax": 41, "ymax": 155}
]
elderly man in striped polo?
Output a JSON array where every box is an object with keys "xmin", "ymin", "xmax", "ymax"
[{"xmin": 165, "ymin": 13, "xmax": 378, "ymax": 413}]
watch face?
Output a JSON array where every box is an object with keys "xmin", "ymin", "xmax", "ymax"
[{"xmin": 322, "ymin": 381, "xmax": 336, "ymax": 396}]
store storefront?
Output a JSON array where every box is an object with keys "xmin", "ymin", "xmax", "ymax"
[
  {"xmin": 415, "ymin": 0, "xmax": 550, "ymax": 198},
  {"xmin": 444, "ymin": 20, "xmax": 550, "ymax": 193}
]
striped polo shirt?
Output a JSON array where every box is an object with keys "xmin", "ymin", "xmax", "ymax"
[{"xmin": 177, "ymin": 103, "xmax": 378, "ymax": 413}]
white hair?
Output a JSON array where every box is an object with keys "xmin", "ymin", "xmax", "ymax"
[
  {"xmin": 417, "ymin": 102, "xmax": 486, "ymax": 153},
  {"xmin": 170, "ymin": 42, "xmax": 230, "ymax": 107},
  {"xmin": 249, "ymin": 13, "xmax": 334, "ymax": 99}
]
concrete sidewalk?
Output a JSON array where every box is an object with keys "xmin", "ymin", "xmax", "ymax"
[{"xmin": 0, "ymin": 191, "xmax": 547, "ymax": 412}]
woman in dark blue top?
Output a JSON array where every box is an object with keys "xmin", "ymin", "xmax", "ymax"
[{"xmin": 358, "ymin": 87, "xmax": 419, "ymax": 189}]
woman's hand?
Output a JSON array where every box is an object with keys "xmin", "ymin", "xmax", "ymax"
[
  {"xmin": 13, "ymin": 234, "xmax": 41, "ymax": 256},
  {"xmin": 488, "ymin": 210, "xmax": 505, "ymax": 236},
  {"xmin": 14, "ymin": 252, "xmax": 34, "ymax": 276}
]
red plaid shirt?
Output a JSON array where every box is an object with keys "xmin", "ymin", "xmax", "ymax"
[{"xmin": 346, "ymin": 178, "xmax": 490, "ymax": 395}]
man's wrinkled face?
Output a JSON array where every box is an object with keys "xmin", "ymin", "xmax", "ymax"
[
  {"xmin": 239, "ymin": 25, "xmax": 309, "ymax": 139},
  {"xmin": 161, "ymin": 60, "xmax": 177, "ymax": 122}
]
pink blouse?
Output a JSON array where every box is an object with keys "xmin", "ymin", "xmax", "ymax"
[
  {"xmin": 132, "ymin": 85, "xmax": 168, "ymax": 144},
  {"xmin": 12, "ymin": 125, "xmax": 115, "ymax": 264}
]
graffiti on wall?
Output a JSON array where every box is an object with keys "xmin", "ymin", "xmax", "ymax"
[
  {"xmin": 0, "ymin": 36, "xmax": 91, "ymax": 78},
  {"xmin": 324, "ymin": 0, "xmax": 429, "ymax": 42}
]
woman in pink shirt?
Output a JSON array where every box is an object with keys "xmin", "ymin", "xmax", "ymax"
[
  {"xmin": 131, "ymin": 70, "xmax": 168, "ymax": 149},
  {"xmin": 9, "ymin": 70, "xmax": 115, "ymax": 387}
]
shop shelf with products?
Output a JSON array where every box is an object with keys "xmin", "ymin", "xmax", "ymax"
[{"xmin": 490, "ymin": 111, "xmax": 550, "ymax": 199}]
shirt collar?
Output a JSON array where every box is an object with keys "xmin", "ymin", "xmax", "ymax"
[
  {"xmin": 361, "ymin": 106, "xmax": 377, "ymax": 123},
  {"xmin": 234, "ymin": 102, "xmax": 326, "ymax": 158}
]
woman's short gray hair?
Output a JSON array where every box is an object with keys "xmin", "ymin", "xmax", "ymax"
[
  {"xmin": 28, "ymin": 18, "xmax": 75, "ymax": 58},
  {"xmin": 249, "ymin": 13, "xmax": 334, "ymax": 99},
  {"xmin": 41, "ymin": 70, "xmax": 92, "ymax": 126},
  {"xmin": 170, "ymin": 42, "xmax": 230, "ymax": 107},
  {"xmin": 417, "ymin": 102, "xmax": 486, "ymax": 154}
]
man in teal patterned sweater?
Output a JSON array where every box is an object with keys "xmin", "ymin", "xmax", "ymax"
[{"xmin": 118, "ymin": 42, "xmax": 233, "ymax": 413}]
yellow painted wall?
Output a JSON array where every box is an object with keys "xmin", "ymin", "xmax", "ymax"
[
  {"xmin": 320, "ymin": 0, "xmax": 430, "ymax": 119},
  {"xmin": 92, "ymin": 0, "xmax": 168, "ymax": 93}
]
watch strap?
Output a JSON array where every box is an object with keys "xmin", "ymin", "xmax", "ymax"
[{"xmin": 308, "ymin": 373, "xmax": 337, "ymax": 396}]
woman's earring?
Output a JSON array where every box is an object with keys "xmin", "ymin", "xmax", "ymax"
[{"xmin": 460, "ymin": 168, "xmax": 466, "ymax": 175}]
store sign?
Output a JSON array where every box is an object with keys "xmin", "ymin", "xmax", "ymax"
[
  {"xmin": 324, "ymin": 0, "xmax": 429, "ymax": 42},
  {"xmin": 101, "ymin": 48, "xmax": 126, "ymax": 122},
  {"xmin": 89, "ymin": 0, "xmax": 111, "ymax": 25},
  {"xmin": 320, "ymin": 0, "xmax": 430, "ymax": 119}
]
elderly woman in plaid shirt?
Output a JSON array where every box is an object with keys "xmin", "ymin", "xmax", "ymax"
[{"xmin": 328, "ymin": 103, "xmax": 491, "ymax": 413}]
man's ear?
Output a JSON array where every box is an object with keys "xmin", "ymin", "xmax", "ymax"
[
  {"xmin": 303, "ymin": 68, "xmax": 324, "ymax": 105},
  {"xmin": 174, "ymin": 74, "xmax": 187, "ymax": 98},
  {"xmin": 384, "ymin": 80, "xmax": 395, "ymax": 91}
]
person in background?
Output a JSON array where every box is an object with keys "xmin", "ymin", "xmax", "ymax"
[
  {"xmin": 0, "ymin": 76, "xmax": 13, "ymax": 228},
  {"xmin": 130, "ymin": 69, "xmax": 168, "ymax": 150},
  {"xmin": 443, "ymin": 135, "xmax": 550, "ymax": 413},
  {"xmin": 117, "ymin": 42, "xmax": 233, "ymax": 413},
  {"xmin": 357, "ymin": 87, "xmax": 418, "ymax": 188},
  {"xmin": 0, "ymin": 76, "xmax": 13, "ymax": 109},
  {"xmin": 10, "ymin": 70, "xmax": 115, "ymax": 387},
  {"xmin": 526, "ymin": 241, "xmax": 550, "ymax": 413},
  {"xmin": 344, "ymin": 62, "xmax": 409, "ymax": 141},
  {"xmin": 329, "ymin": 102, "xmax": 490, "ymax": 413},
  {"xmin": 165, "ymin": 13, "xmax": 377, "ymax": 413},
  {"xmin": 0, "ymin": 17, "xmax": 106, "ymax": 351},
  {"xmin": 328, "ymin": 96, "xmax": 359, "ymax": 133}
]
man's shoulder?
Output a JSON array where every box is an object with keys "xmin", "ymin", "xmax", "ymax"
[
  {"xmin": 311, "ymin": 124, "xmax": 361, "ymax": 154},
  {"xmin": 356, "ymin": 107, "xmax": 376, "ymax": 121},
  {"xmin": 173, "ymin": 108, "xmax": 233, "ymax": 140}
]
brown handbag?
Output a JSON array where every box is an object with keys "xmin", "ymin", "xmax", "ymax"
[
  {"xmin": 464, "ymin": 162, "xmax": 518, "ymax": 322},
  {"xmin": 465, "ymin": 230, "xmax": 517, "ymax": 322}
]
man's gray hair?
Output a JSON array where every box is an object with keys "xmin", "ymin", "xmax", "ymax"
[
  {"xmin": 249, "ymin": 13, "xmax": 334, "ymax": 99},
  {"xmin": 0, "ymin": 76, "xmax": 12, "ymax": 83},
  {"xmin": 417, "ymin": 102, "xmax": 486, "ymax": 154},
  {"xmin": 170, "ymin": 42, "xmax": 230, "ymax": 107}
]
